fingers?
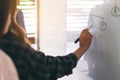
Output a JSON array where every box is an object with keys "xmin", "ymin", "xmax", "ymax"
[
  {"xmin": 82, "ymin": 28, "xmax": 88, "ymax": 32},
  {"xmin": 75, "ymin": 28, "xmax": 92, "ymax": 44},
  {"xmin": 82, "ymin": 28, "xmax": 93, "ymax": 39},
  {"xmin": 82, "ymin": 28, "xmax": 92, "ymax": 35},
  {"xmin": 87, "ymin": 32, "xmax": 92, "ymax": 40},
  {"xmin": 82, "ymin": 28, "xmax": 90, "ymax": 34}
]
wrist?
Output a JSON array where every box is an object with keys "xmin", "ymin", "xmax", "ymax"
[
  {"xmin": 79, "ymin": 47, "xmax": 88, "ymax": 52},
  {"xmin": 73, "ymin": 47, "xmax": 87, "ymax": 60}
]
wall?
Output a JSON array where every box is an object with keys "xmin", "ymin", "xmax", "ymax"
[{"xmin": 39, "ymin": 0, "xmax": 67, "ymax": 56}]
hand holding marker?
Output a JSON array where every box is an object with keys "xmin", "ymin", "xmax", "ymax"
[{"xmin": 74, "ymin": 25, "xmax": 93, "ymax": 43}]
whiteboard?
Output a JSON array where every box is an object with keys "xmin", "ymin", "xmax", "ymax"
[{"xmin": 84, "ymin": 0, "xmax": 120, "ymax": 80}]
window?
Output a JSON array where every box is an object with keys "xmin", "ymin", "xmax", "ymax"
[
  {"xmin": 67, "ymin": 0, "xmax": 107, "ymax": 31},
  {"xmin": 18, "ymin": 0, "xmax": 39, "ymax": 50}
]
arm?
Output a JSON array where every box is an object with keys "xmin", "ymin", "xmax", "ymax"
[
  {"xmin": 32, "ymin": 51, "xmax": 78, "ymax": 79},
  {"xmin": 32, "ymin": 29, "xmax": 92, "ymax": 79},
  {"xmin": 0, "ymin": 29, "xmax": 92, "ymax": 79},
  {"xmin": 74, "ymin": 29, "xmax": 92, "ymax": 59}
]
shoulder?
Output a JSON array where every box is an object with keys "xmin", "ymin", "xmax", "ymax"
[
  {"xmin": 0, "ymin": 49, "xmax": 19, "ymax": 80},
  {"xmin": 17, "ymin": 9, "xmax": 24, "ymax": 17}
]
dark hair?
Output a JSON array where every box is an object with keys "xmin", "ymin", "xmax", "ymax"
[
  {"xmin": 0, "ymin": 0, "xmax": 30, "ymax": 45},
  {"xmin": 0, "ymin": 0, "xmax": 16, "ymax": 37},
  {"xmin": 0, "ymin": 0, "xmax": 9, "ymax": 36}
]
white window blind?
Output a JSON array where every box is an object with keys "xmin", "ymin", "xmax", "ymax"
[
  {"xmin": 67, "ymin": 0, "xmax": 107, "ymax": 31},
  {"xmin": 18, "ymin": 0, "xmax": 39, "ymax": 50},
  {"xmin": 18, "ymin": 0, "xmax": 37, "ymax": 36}
]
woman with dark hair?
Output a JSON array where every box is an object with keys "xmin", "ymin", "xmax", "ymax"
[{"xmin": 0, "ymin": 0, "xmax": 92, "ymax": 80}]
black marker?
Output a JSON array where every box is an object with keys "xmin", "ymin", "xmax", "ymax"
[{"xmin": 74, "ymin": 38, "xmax": 79, "ymax": 43}]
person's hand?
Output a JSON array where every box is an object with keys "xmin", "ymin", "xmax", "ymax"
[
  {"xmin": 79, "ymin": 29, "xmax": 92, "ymax": 52},
  {"xmin": 74, "ymin": 28, "xmax": 92, "ymax": 59}
]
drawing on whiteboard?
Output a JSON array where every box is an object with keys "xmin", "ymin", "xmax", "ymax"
[
  {"xmin": 111, "ymin": 0, "xmax": 120, "ymax": 17},
  {"xmin": 89, "ymin": 14, "xmax": 107, "ymax": 31}
]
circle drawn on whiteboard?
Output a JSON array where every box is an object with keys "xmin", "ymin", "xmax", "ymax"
[
  {"xmin": 99, "ymin": 22, "xmax": 107, "ymax": 31},
  {"xmin": 111, "ymin": 7, "xmax": 120, "ymax": 17}
]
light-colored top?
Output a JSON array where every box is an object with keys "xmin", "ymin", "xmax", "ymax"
[{"xmin": 0, "ymin": 49, "xmax": 19, "ymax": 80}]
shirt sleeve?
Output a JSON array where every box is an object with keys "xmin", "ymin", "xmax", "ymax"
[
  {"xmin": 0, "ymin": 39, "xmax": 78, "ymax": 80},
  {"xmin": 32, "ymin": 51, "xmax": 78, "ymax": 79}
]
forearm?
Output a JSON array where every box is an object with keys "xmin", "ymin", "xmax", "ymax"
[
  {"xmin": 74, "ymin": 29, "xmax": 92, "ymax": 60},
  {"xmin": 74, "ymin": 47, "xmax": 87, "ymax": 60}
]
